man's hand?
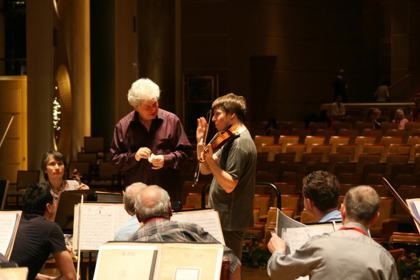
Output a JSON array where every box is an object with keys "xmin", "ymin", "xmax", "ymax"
[
  {"xmin": 149, "ymin": 154, "xmax": 164, "ymax": 169},
  {"xmin": 196, "ymin": 117, "xmax": 208, "ymax": 144},
  {"xmin": 135, "ymin": 147, "xmax": 152, "ymax": 161},
  {"xmin": 268, "ymin": 232, "xmax": 286, "ymax": 254}
]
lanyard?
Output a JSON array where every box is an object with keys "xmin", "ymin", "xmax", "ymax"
[{"xmin": 339, "ymin": 226, "xmax": 369, "ymax": 236}]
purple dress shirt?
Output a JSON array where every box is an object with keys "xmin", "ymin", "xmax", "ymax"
[{"xmin": 110, "ymin": 109, "xmax": 192, "ymax": 202}]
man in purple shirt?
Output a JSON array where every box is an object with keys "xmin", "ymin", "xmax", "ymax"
[{"xmin": 110, "ymin": 78, "xmax": 192, "ymax": 205}]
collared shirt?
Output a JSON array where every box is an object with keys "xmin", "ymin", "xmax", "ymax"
[
  {"xmin": 318, "ymin": 209, "xmax": 342, "ymax": 223},
  {"xmin": 267, "ymin": 222, "xmax": 398, "ymax": 280},
  {"xmin": 136, "ymin": 219, "xmax": 240, "ymax": 274},
  {"xmin": 114, "ymin": 215, "xmax": 140, "ymax": 241},
  {"xmin": 110, "ymin": 109, "xmax": 192, "ymax": 201}
]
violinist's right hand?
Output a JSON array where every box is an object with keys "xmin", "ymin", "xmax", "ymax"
[
  {"xmin": 196, "ymin": 117, "xmax": 208, "ymax": 144},
  {"xmin": 196, "ymin": 117, "xmax": 208, "ymax": 162},
  {"xmin": 135, "ymin": 147, "xmax": 152, "ymax": 161}
]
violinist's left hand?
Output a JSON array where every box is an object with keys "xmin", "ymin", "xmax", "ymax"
[
  {"xmin": 203, "ymin": 144, "xmax": 214, "ymax": 162},
  {"xmin": 149, "ymin": 154, "xmax": 164, "ymax": 169}
]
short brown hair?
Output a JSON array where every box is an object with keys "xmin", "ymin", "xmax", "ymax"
[
  {"xmin": 212, "ymin": 93, "xmax": 247, "ymax": 122},
  {"xmin": 302, "ymin": 170, "xmax": 340, "ymax": 213}
]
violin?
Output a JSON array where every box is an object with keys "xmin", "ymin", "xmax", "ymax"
[{"xmin": 205, "ymin": 124, "xmax": 240, "ymax": 154}]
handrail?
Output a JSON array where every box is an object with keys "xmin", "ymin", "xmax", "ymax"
[{"xmin": 256, "ymin": 181, "xmax": 281, "ymax": 209}]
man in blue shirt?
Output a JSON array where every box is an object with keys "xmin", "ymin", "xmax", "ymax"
[
  {"xmin": 302, "ymin": 170, "xmax": 342, "ymax": 223},
  {"xmin": 114, "ymin": 182, "xmax": 147, "ymax": 241}
]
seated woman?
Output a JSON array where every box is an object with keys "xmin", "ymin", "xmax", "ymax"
[
  {"xmin": 392, "ymin": 108, "xmax": 409, "ymax": 130},
  {"xmin": 41, "ymin": 150, "xmax": 89, "ymax": 200}
]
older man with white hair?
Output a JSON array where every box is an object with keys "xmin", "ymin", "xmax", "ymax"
[
  {"xmin": 114, "ymin": 182, "xmax": 147, "ymax": 241},
  {"xmin": 110, "ymin": 78, "xmax": 192, "ymax": 205}
]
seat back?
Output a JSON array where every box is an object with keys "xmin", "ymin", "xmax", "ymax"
[{"xmin": 16, "ymin": 170, "xmax": 40, "ymax": 191}]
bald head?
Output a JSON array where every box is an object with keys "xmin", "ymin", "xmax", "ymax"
[
  {"xmin": 123, "ymin": 182, "xmax": 147, "ymax": 215},
  {"xmin": 135, "ymin": 185, "xmax": 171, "ymax": 221},
  {"xmin": 343, "ymin": 185, "xmax": 380, "ymax": 225}
]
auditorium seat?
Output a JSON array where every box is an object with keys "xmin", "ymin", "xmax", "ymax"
[
  {"xmin": 331, "ymin": 122, "xmax": 353, "ymax": 134},
  {"xmin": 329, "ymin": 136, "xmax": 350, "ymax": 153},
  {"xmin": 361, "ymin": 163, "xmax": 387, "ymax": 184},
  {"xmin": 337, "ymin": 128, "xmax": 358, "ymax": 143},
  {"xmin": 370, "ymin": 197, "xmax": 394, "ymax": 238},
  {"xmin": 278, "ymin": 135, "xmax": 299, "ymax": 153},
  {"xmin": 254, "ymin": 135, "xmax": 275, "ymax": 152}
]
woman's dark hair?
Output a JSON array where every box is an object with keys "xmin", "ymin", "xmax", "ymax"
[
  {"xmin": 23, "ymin": 182, "xmax": 53, "ymax": 215},
  {"xmin": 41, "ymin": 150, "xmax": 66, "ymax": 180}
]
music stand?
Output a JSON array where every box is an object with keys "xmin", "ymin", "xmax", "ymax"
[{"xmin": 55, "ymin": 190, "xmax": 95, "ymax": 234}]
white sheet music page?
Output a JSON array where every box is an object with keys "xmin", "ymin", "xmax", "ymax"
[
  {"xmin": 172, "ymin": 209, "xmax": 225, "ymax": 245},
  {"xmin": 76, "ymin": 203, "xmax": 131, "ymax": 251},
  {"xmin": 0, "ymin": 211, "xmax": 21, "ymax": 259}
]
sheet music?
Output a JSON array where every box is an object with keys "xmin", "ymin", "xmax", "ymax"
[
  {"xmin": 0, "ymin": 267, "xmax": 28, "ymax": 280},
  {"xmin": 74, "ymin": 203, "xmax": 131, "ymax": 251},
  {"xmin": 94, "ymin": 244, "xmax": 158, "ymax": 280},
  {"xmin": 282, "ymin": 224, "xmax": 339, "ymax": 254},
  {"xmin": 172, "ymin": 209, "xmax": 225, "ymax": 245},
  {"xmin": 407, "ymin": 199, "xmax": 420, "ymax": 233},
  {"xmin": 0, "ymin": 211, "xmax": 21, "ymax": 259},
  {"xmin": 94, "ymin": 243, "xmax": 223, "ymax": 280}
]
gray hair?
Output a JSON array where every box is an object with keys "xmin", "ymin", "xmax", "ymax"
[
  {"xmin": 134, "ymin": 185, "xmax": 171, "ymax": 221},
  {"xmin": 344, "ymin": 185, "xmax": 379, "ymax": 224},
  {"xmin": 123, "ymin": 182, "xmax": 148, "ymax": 215},
  {"xmin": 127, "ymin": 78, "xmax": 160, "ymax": 107}
]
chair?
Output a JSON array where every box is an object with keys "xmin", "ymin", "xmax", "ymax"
[
  {"xmin": 90, "ymin": 162, "xmax": 121, "ymax": 190},
  {"xmin": 256, "ymin": 152, "xmax": 277, "ymax": 181},
  {"xmin": 260, "ymin": 144, "xmax": 282, "ymax": 161},
  {"xmin": 381, "ymin": 122, "xmax": 399, "ymax": 133},
  {"xmin": 331, "ymin": 122, "xmax": 353, "ymax": 134},
  {"xmin": 281, "ymin": 194, "xmax": 300, "ymax": 218},
  {"xmin": 254, "ymin": 135, "xmax": 275, "ymax": 152},
  {"xmin": 274, "ymin": 182, "xmax": 299, "ymax": 195},
  {"xmin": 389, "ymin": 164, "xmax": 417, "ymax": 185},
  {"xmin": 362, "ymin": 128, "xmax": 383, "ymax": 143},
  {"xmin": 355, "ymin": 121, "xmax": 374, "ymax": 134},
  {"xmin": 354, "ymin": 136, "xmax": 376, "ymax": 161},
  {"xmin": 254, "ymin": 194, "xmax": 271, "ymax": 218},
  {"xmin": 380, "ymin": 136, "xmax": 403, "ymax": 146},
  {"xmin": 361, "ymin": 163, "xmax": 387, "ymax": 184},
  {"xmin": 304, "ymin": 136, "xmax": 325, "ymax": 150},
  {"xmin": 335, "ymin": 144, "xmax": 357, "ymax": 162},
  {"xmin": 308, "ymin": 144, "xmax": 330, "ymax": 162},
  {"xmin": 329, "ymin": 136, "xmax": 350, "ymax": 153},
  {"xmin": 407, "ymin": 136, "xmax": 420, "ymax": 161},
  {"xmin": 77, "ymin": 152, "xmax": 98, "ymax": 164},
  {"xmin": 334, "ymin": 162, "xmax": 359, "ymax": 184},
  {"xmin": 300, "ymin": 209, "xmax": 318, "ymax": 224},
  {"xmin": 84, "ymin": 136, "xmax": 105, "ymax": 153},
  {"xmin": 0, "ymin": 180, "xmax": 9, "ymax": 210},
  {"xmin": 337, "ymin": 128, "xmax": 358, "ymax": 143},
  {"xmin": 7, "ymin": 170, "xmax": 40, "ymax": 208},
  {"xmin": 370, "ymin": 197, "xmax": 394, "ymax": 238},
  {"xmin": 278, "ymin": 135, "xmax": 299, "ymax": 153},
  {"xmin": 285, "ymin": 143, "xmax": 305, "ymax": 162},
  {"xmin": 383, "ymin": 129, "xmax": 405, "ymax": 137}
]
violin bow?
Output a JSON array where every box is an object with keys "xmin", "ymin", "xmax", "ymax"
[{"xmin": 192, "ymin": 109, "xmax": 212, "ymax": 187}]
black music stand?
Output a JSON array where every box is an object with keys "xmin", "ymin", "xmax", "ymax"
[{"xmin": 55, "ymin": 190, "xmax": 95, "ymax": 234}]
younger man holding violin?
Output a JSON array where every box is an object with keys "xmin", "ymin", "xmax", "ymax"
[
  {"xmin": 196, "ymin": 93, "xmax": 257, "ymax": 259},
  {"xmin": 267, "ymin": 186, "xmax": 398, "ymax": 280}
]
